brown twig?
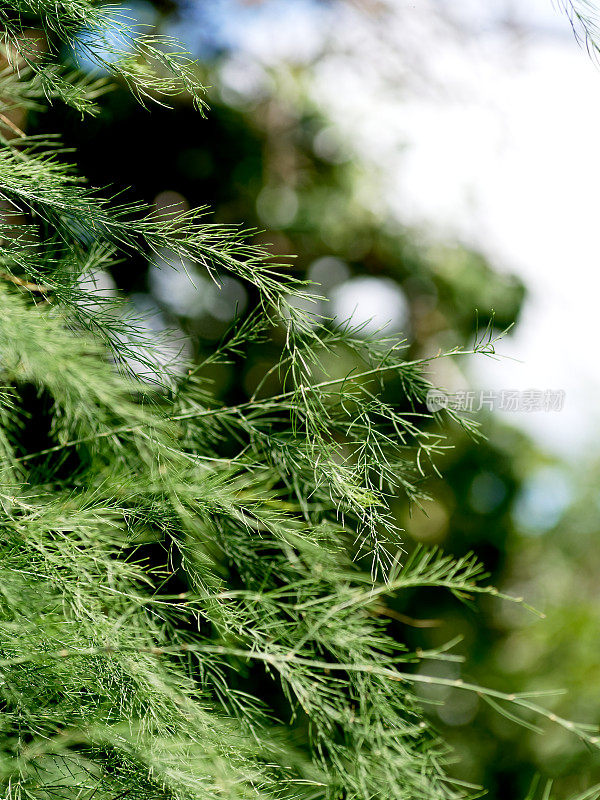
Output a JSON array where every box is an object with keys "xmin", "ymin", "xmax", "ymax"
[
  {"xmin": 0, "ymin": 111, "xmax": 25, "ymax": 138},
  {"xmin": 0, "ymin": 270, "xmax": 50, "ymax": 293}
]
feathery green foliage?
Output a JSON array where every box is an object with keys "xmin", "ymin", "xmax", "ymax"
[
  {"xmin": 559, "ymin": 1, "xmax": 600, "ymax": 56},
  {"xmin": 0, "ymin": 2, "xmax": 597, "ymax": 799}
]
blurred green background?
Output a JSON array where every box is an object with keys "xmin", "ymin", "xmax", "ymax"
[{"xmin": 26, "ymin": 1, "xmax": 600, "ymax": 796}]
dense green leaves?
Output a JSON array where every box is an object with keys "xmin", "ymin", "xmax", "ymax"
[{"xmin": 0, "ymin": 2, "xmax": 597, "ymax": 799}]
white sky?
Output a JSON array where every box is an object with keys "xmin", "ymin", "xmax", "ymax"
[{"xmin": 384, "ymin": 4, "xmax": 600, "ymax": 460}]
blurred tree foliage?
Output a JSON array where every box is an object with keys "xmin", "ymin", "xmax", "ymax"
[{"xmin": 22, "ymin": 0, "xmax": 600, "ymax": 797}]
